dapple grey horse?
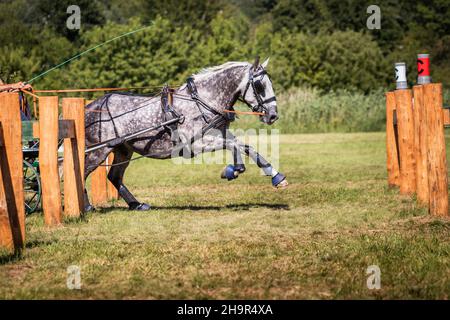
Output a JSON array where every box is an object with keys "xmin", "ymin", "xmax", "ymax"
[{"xmin": 84, "ymin": 58, "xmax": 288, "ymax": 211}]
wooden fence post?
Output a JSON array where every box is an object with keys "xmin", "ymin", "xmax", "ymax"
[
  {"xmin": 423, "ymin": 83, "xmax": 448, "ymax": 216},
  {"xmin": 91, "ymin": 154, "xmax": 120, "ymax": 204},
  {"xmin": 394, "ymin": 89, "xmax": 416, "ymax": 195},
  {"xmin": 412, "ymin": 86, "xmax": 430, "ymax": 206},
  {"xmin": 0, "ymin": 93, "xmax": 25, "ymax": 252},
  {"xmin": 385, "ymin": 92, "xmax": 400, "ymax": 187},
  {"xmin": 62, "ymin": 98, "xmax": 85, "ymax": 218},
  {"xmin": 39, "ymin": 96, "xmax": 62, "ymax": 226},
  {"xmin": 91, "ymin": 163, "xmax": 108, "ymax": 206},
  {"xmin": 443, "ymin": 108, "xmax": 450, "ymax": 126}
]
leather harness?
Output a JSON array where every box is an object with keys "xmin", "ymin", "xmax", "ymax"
[
  {"xmin": 85, "ymin": 67, "xmax": 276, "ymax": 169},
  {"xmin": 160, "ymin": 67, "xmax": 276, "ymax": 150}
]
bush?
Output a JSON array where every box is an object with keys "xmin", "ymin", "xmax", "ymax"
[
  {"xmin": 256, "ymin": 30, "xmax": 389, "ymax": 93},
  {"xmin": 0, "ymin": 46, "xmax": 41, "ymax": 83},
  {"xmin": 39, "ymin": 18, "xmax": 203, "ymax": 89}
]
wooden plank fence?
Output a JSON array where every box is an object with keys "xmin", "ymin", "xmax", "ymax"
[
  {"xmin": 0, "ymin": 93, "xmax": 119, "ymax": 252},
  {"xmin": 386, "ymin": 83, "xmax": 449, "ymax": 216}
]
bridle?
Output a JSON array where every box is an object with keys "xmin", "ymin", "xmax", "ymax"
[{"xmin": 240, "ymin": 66, "xmax": 277, "ymax": 114}]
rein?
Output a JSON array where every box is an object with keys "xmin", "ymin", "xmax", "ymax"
[
  {"xmin": 33, "ymin": 86, "xmax": 173, "ymax": 94},
  {"xmin": 172, "ymin": 93, "xmax": 264, "ymax": 116}
]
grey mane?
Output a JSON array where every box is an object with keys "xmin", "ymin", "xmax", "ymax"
[
  {"xmin": 177, "ymin": 61, "xmax": 250, "ymax": 91},
  {"xmin": 192, "ymin": 61, "xmax": 250, "ymax": 80}
]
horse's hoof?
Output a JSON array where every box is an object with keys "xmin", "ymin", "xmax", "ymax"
[
  {"xmin": 276, "ymin": 179, "xmax": 289, "ymax": 188},
  {"xmin": 129, "ymin": 202, "xmax": 151, "ymax": 211},
  {"xmin": 272, "ymin": 173, "xmax": 288, "ymax": 188},
  {"xmin": 84, "ymin": 204, "xmax": 94, "ymax": 212},
  {"xmin": 234, "ymin": 164, "xmax": 246, "ymax": 173},
  {"xmin": 221, "ymin": 165, "xmax": 239, "ymax": 180}
]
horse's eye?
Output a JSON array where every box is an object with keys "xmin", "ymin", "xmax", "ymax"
[{"xmin": 254, "ymin": 80, "xmax": 265, "ymax": 96}]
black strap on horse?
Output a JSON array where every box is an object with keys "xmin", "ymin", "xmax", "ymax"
[
  {"xmin": 173, "ymin": 112, "xmax": 228, "ymax": 159},
  {"xmin": 187, "ymin": 77, "xmax": 223, "ymax": 124},
  {"xmin": 161, "ymin": 85, "xmax": 184, "ymax": 144}
]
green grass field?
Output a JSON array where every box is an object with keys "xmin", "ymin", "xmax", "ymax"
[{"xmin": 0, "ymin": 133, "xmax": 449, "ymax": 299}]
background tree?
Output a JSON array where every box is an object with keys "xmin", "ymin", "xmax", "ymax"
[{"xmin": 0, "ymin": 0, "xmax": 448, "ymax": 90}]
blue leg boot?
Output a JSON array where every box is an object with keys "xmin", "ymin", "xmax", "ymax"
[{"xmin": 221, "ymin": 165, "xmax": 239, "ymax": 181}]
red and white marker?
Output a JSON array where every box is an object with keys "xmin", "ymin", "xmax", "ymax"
[{"xmin": 417, "ymin": 54, "xmax": 431, "ymax": 84}]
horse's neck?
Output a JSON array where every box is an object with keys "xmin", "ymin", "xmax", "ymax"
[{"xmin": 195, "ymin": 66, "xmax": 247, "ymax": 111}]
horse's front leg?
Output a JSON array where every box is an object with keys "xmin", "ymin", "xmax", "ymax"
[
  {"xmin": 221, "ymin": 131, "xmax": 288, "ymax": 188},
  {"xmin": 219, "ymin": 142, "xmax": 247, "ymax": 181},
  {"xmin": 239, "ymin": 143, "xmax": 288, "ymax": 188},
  {"xmin": 191, "ymin": 131, "xmax": 244, "ymax": 180}
]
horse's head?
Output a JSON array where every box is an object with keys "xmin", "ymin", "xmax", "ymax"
[{"xmin": 240, "ymin": 57, "xmax": 278, "ymax": 125}]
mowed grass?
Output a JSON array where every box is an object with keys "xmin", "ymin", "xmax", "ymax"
[{"xmin": 0, "ymin": 132, "xmax": 449, "ymax": 299}]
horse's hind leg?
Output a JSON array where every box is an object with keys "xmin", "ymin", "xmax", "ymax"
[
  {"xmin": 83, "ymin": 148, "xmax": 113, "ymax": 211},
  {"xmin": 107, "ymin": 146, "xmax": 151, "ymax": 211}
]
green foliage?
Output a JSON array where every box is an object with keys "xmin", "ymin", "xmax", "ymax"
[
  {"xmin": 140, "ymin": 0, "xmax": 228, "ymax": 30},
  {"xmin": 272, "ymin": 0, "xmax": 334, "ymax": 33},
  {"xmin": 56, "ymin": 18, "xmax": 203, "ymax": 88},
  {"xmin": 0, "ymin": 0, "xmax": 41, "ymax": 47},
  {"xmin": 0, "ymin": 46, "xmax": 40, "ymax": 83},
  {"xmin": 231, "ymin": 0, "xmax": 276, "ymax": 20},
  {"xmin": 194, "ymin": 12, "xmax": 252, "ymax": 66},
  {"xmin": 99, "ymin": 0, "xmax": 148, "ymax": 24},
  {"xmin": 257, "ymin": 30, "xmax": 388, "ymax": 92}
]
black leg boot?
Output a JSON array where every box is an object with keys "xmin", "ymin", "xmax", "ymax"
[{"xmin": 118, "ymin": 184, "xmax": 151, "ymax": 211}]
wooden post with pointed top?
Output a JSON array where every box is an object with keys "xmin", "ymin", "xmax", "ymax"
[
  {"xmin": 423, "ymin": 83, "xmax": 448, "ymax": 216},
  {"xmin": 0, "ymin": 93, "xmax": 25, "ymax": 252},
  {"xmin": 385, "ymin": 92, "xmax": 400, "ymax": 187}
]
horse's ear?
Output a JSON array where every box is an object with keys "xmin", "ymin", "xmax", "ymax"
[
  {"xmin": 252, "ymin": 56, "xmax": 260, "ymax": 70},
  {"xmin": 261, "ymin": 57, "xmax": 270, "ymax": 68}
]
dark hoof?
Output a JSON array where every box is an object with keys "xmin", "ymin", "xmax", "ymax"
[
  {"xmin": 84, "ymin": 204, "xmax": 94, "ymax": 212},
  {"xmin": 129, "ymin": 202, "xmax": 151, "ymax": 211}
]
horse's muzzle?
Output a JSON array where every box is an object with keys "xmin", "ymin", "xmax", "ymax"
[
  {"xmin": 262, "ymin": 109, "xmax": 279, "ymax": 125},
  {"xmin": 267, "ymin": 113, "xmax": 279, "ymax": 124}
]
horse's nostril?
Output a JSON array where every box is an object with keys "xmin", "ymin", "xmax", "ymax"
[{"xmin": 269, "ymin": 114, "xmax": 278, "ymax": 122}]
